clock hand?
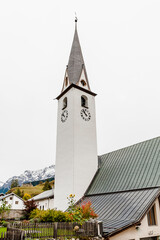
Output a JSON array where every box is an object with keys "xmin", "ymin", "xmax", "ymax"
[
  {"xmin": 83, "ymin": 110, "xmax": 88, "ymax": 117},
  {"xmin": 84, "ymin": 112, "xmax": 87, "ymax": 116}
]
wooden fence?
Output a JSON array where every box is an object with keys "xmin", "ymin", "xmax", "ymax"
[
  {"xmin": 0, "ymin": 228, "xmax": 25, "ymax": 240},
  {"xmin": 0, "ymin": 232, "xmax": 6, "ymax": 240},
  {"xmin": 8, "ymin": 221, "xmax": 103, "ymax": 239}
]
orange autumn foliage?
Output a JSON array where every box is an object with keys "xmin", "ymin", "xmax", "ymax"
[{"xmin": 81, "ymin": 201, "xmax": 98, "ymax": 219}]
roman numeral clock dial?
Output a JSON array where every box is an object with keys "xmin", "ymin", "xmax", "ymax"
[
  {"xmin": 61, "ymin": 110, "xmax": 68, "ymax": 122},
  {"xmin": 80, "ymin": 108, "xmax": 91, "ymax": 121}
]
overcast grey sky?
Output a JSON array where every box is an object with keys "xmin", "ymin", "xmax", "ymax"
[{"xmin": 0, "ymin": 0, "xmax": 160, "ymax": 182}]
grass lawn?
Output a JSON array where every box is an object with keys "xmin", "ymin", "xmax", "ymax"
[
  {"xmin": 0, "ymin": 226, "xmax": 76, "ymax": 239},
  {"xmin": 23, "ymin": 227, "xmax": 76, "ymax": 239},
  {"xmin": 0, "ymin": 227, "xmax": 7, "ymax": 236}
]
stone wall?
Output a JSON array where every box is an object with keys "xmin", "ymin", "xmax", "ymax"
[{"xmin": 0, "ymin": 209, "xmax": 24, "ymax": 219}]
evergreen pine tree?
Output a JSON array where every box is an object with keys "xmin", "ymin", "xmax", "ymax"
[{"xmin": 42, "ymin": 180, "xmax": 52, "ymax": 191}]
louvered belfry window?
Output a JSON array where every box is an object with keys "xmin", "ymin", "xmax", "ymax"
[
  {"xmin": 62, "ymin": 97, "xmax": 67, "ymax": 110},
  {"xmin": 81, "ymin": 95, "xmax": 88, "ymax": 108},
  {"xmin": 147, "ymin": 205, "xmax": 156, "ymax": 225}
]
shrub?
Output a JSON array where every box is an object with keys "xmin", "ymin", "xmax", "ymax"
[
  {"xmin": 66, "ymin": 195, "xmax": 98, "ymax": 224},
  {"xmin": 29, "ymin": 195, "xmax": 98, "ymax": 224},
  {"xmin": 23, "ymin": 193, "xmax": 31, "ymax": 200},
  {"xmin": 0, "ymin": 200, "xmax": 11, "ymax": 219},
  {"xmin": 29, "ymin": 218, "xmax": 41, "ymax": 223},
  {"xmin": 53, "ymin": 210, "xmax": 69, "ymax": 222},
  {"xmin": 22, "ymin": 219, "xmax": 30, "ymax": 224},
  {"xmin": 1, "ymin": 220, "xmax": 9, "ymax": 227},
  {"xmin": 20, "ymin": 216, "xmax": 27, "ymax": 221},
  {"xmin": 29, "ymin": 208, "xmax": 69, "ymax": 222},
  {"xmin": 81, "ymin": 201, "xmax": 98, "ymax": 219}
]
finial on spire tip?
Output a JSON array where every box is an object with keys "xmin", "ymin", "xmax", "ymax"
[{"xmin": 75, "ymin": 12, "xmax": 78, "ymax": 22}]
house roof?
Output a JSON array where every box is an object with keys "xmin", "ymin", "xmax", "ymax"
[
  {"xmin": 32, "ymin": 189, "xmax": 54, "ymax": 201},
  {"xmin": 0, "ymin": 193, "xmax": 24, "ymax": 202},
  {"xmin": 86, "ymin": 136, "xmax": 160, "ymax": 195},
  {"xmin": 81, "ymin": 136, "xmax": 160, "ymax": 236},
  {"xmin": 81, "ymin": 188, "xmax": 160, "ymax": 236}
]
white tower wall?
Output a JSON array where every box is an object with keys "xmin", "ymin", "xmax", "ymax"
[{"xmin": 54, "ymin": 87, "xmax": 98, "ymax": 211}]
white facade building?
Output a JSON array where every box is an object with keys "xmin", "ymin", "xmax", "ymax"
[
  {"xmin": 0, "ymin": 193, "xmax": 24, "ymax": 219},
  {"xmin": 32, "ymin": 189, "xmax": 54, "ymax": 210},
  {"xmin": 0, "ymin": 193, "xmax": 24, "ymax": 210}
]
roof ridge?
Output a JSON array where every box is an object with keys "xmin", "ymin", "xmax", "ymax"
[
  {"xmin": 85, "ymin": 187, "xmax": 160, "ymax": 197},
  {"xmin": 99, "ymin": 135, "xmax": 160, "ymax": 157}
]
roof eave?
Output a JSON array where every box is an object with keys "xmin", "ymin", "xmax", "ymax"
[
  {"xmin": 1, "ymin": 193, "xmax": 24, "ymax": 202},
  {"xmin": 104, "ymin": 220, "xmax": 140, "ymax": 238},
  {"xmin": 104, "ymin": 188, "xmax": 160, "ymax": 237},
  {"xmin": 34, "ymin": 196, "xmax": 54, "ymax": 201},
  {"xmin": 56, "ymin": 83, "xmax": 97, "ymax": 100}
]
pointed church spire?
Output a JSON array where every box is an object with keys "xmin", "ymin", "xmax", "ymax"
[{"xmin": 67, "ymin": 19, "xmax": 90, "ymax": 89}]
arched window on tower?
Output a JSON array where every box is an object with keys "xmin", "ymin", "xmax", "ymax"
[
  {"xmin": 81, "ymin": 95, "xmax": 88, "ymax": 108},
  {"xmin": 62, "ymin": 97, "xmax": 67, "ymax": 110}
]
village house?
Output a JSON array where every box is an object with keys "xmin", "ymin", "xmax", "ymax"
[
  {"xmin": 54, "ymin": 19, "xmax": 160, "ymax": 240},
  {"xmin": 31, "ymin": 189, "xmax": 54, "ymax": 210},
  {"xmin": 0, "ymin": 193, "xmax": 24, "ymax": 219}
]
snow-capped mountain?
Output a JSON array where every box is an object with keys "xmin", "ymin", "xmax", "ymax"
[
  {"xmin": 0, "ymin": 181, "xmax": 4, "ymax": 187},
  {"xmin": 0, "ymin": 165, "xmax": 55, "ymax": 193}
]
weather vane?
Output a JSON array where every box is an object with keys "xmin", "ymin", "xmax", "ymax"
[{"xmin": 75, "ymin": 12, "xmax": 78, "ymax": 22}]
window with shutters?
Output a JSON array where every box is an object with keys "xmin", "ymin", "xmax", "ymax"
[{"xmin": 147, "ymin": 205, "xmax": 156, "ymax": 226}]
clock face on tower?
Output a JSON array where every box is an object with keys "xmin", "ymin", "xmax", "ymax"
[
  {"xmin": 61, "ymin": 110, "xmax": 68, "ymax": 122},
  {"xmin": 80, "ymin": 108, "xmax": 91, "ymax": 121}
]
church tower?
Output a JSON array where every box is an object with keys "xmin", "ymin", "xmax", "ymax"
[{"xmin": 54, "ymin": 20, "xmax": 98, "ymax": 211}]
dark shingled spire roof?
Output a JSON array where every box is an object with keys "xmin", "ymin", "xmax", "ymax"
[{"xmin": 67, "ymin": 22, "xmax": 89, "ymax": 87}]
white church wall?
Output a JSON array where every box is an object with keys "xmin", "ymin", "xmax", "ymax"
[
  {"xmin": 73, "ymin": 88, "xmax": 98, "ymax": 201},
  {"xmin": 110, "ymin": 198, "xmax": 160, "ymax": 240},
  {"xmin": 54, "ymin": 87, "xmax": 98, "ymax": 211},
  {"xmin": 54, "ymin": 88, "xmax": 75, "ymax": 211}
]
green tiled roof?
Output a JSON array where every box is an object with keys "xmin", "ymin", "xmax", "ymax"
[
  {"xmin": 80, "ymin": 188, "xmax": 160, "ymax": 236},
  {"xmin": 86, "ymin": 136, "xmax": 160, "ymax": 195}
]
